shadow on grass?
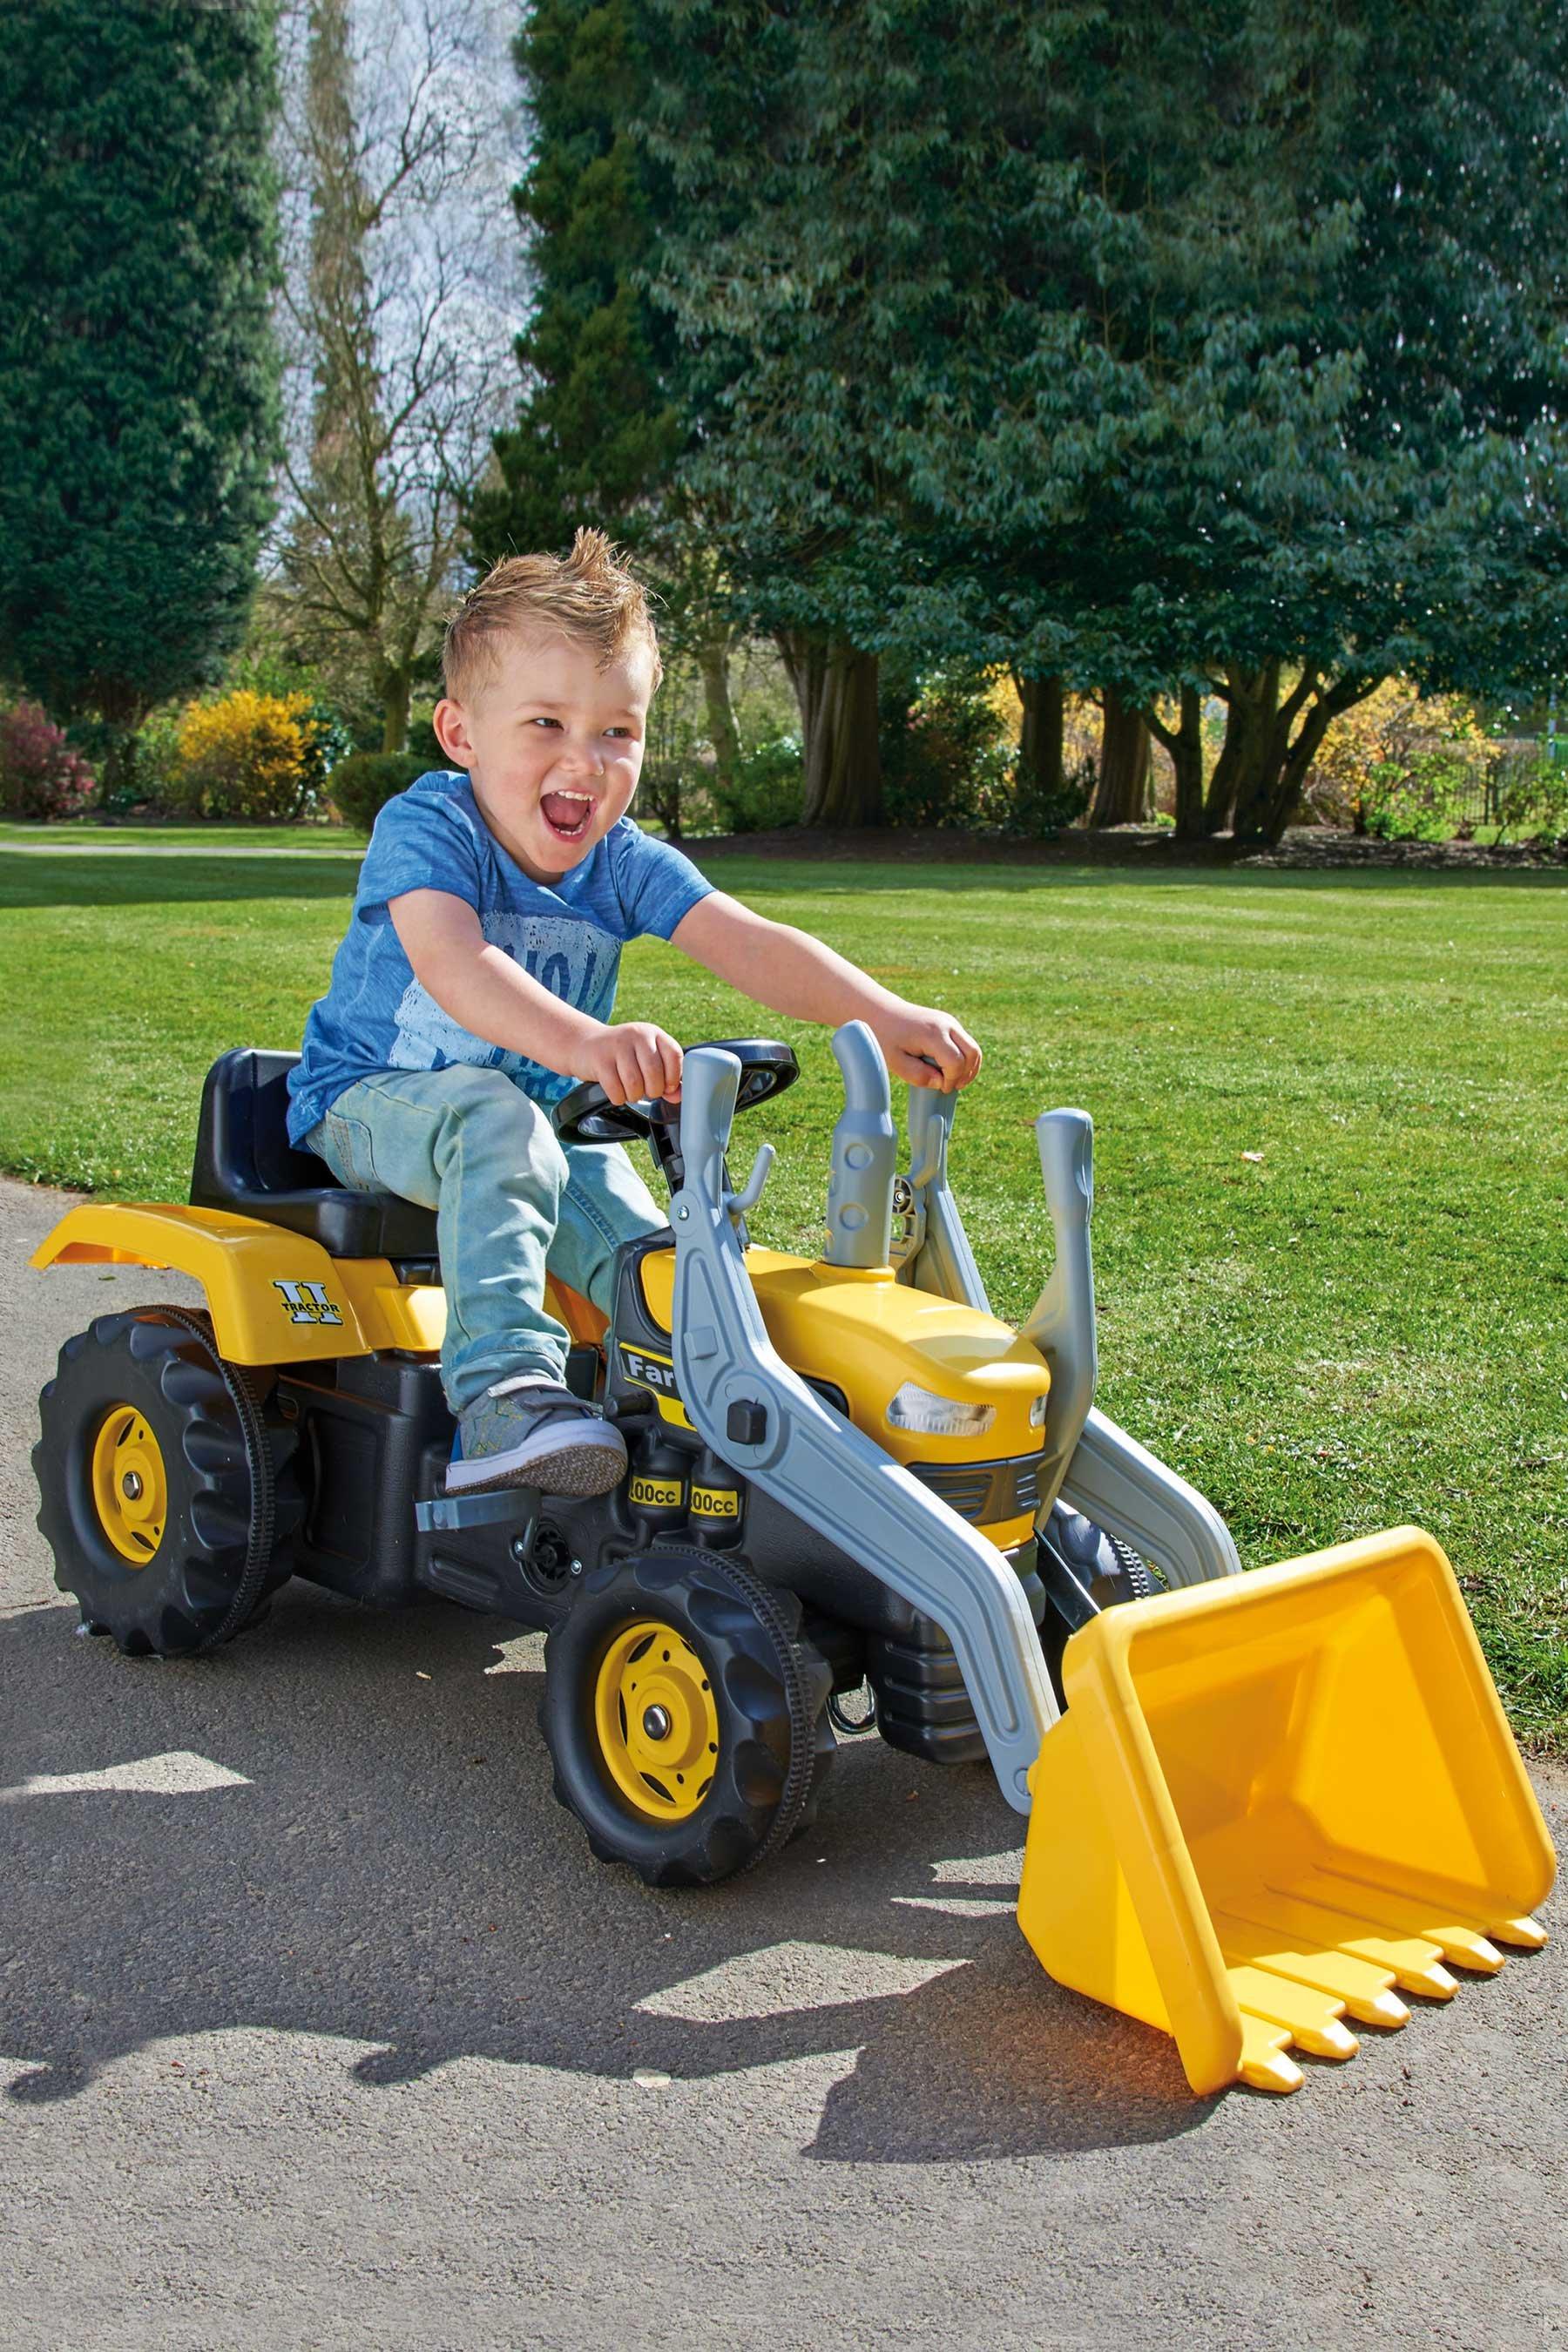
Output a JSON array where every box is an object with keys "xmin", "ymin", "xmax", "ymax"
[
  {"xmin": 0, "ymin": 856, "xmax": 361, "ymax": 911},
  {"xmin": 0, "ymin": 1583, "xmax": 1208, "ymax": 2159},
  {"xmin": 1, "ymin": 846, "xmax": 1565, "ymax": 914}
]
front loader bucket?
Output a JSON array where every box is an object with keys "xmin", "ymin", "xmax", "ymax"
[{"xmin": 1017, "ymin": 1527, "xmax": 1555, "ymax": 2096}]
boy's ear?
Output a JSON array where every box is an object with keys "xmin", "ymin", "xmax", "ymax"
[{"xmin": 431, "ymin": 699, "xmax": 471, "ymax": 767}]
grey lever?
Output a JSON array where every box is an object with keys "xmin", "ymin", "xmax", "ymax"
[
  {"xmin": 902, "ymin": 1081, "xmax": 992, "ymax": 1309},
  {"xmin": 823, "ymin": 1021, "xmax": 897, "ymax": 1268},
  {"xmin": 726, "ymin": 1142, "xmax": 774, "ymax": 1223}
]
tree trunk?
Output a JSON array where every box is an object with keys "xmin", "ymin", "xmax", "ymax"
[
  {"xmin": 1205, "ymin": 664, "xmax": 1279, "ymax": 835},
  {"xmin": 1233, "ymin": 673, "xmax": 1377, "ymax": 844},
  {"xmin": 639, "ymin": 762, "xmax": 683, "ymax": 841},
  {"xmin": 98, "ymin": 727, "xmax": 142, "ymax": 808},
  {"xmin": 379, "ymin": 666, "xmax": 410, "ymax": 754},
  {"xmin": 779, "ymin": 633, "xmax": 882, "ymax": 828},
  {"xmin": 1145, "ymin": 686, "xmax": 1205, "ymax": 838},
  {"xmin": 1213, "ymin": 664, "xmax": 1380, "ymax": 846},
  {"xmin": 93, "ymin": 681, "xmax": 149, "ymax": 810},
  {"xmin": 698, "ymin": 636, "xmax": 742, "ymax": 796},
  {"xmin": 1013, "ymin": 672, "xmax": 1064, "ymax": 797},
  {"xmin": 1089, "ymin": 686, "xmax": 1151, "ymax": 826}
]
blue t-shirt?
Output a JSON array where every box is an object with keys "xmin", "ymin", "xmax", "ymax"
[{"xmin": 286, "ymin": 771, "xmax": 713, "ymax": 1146}]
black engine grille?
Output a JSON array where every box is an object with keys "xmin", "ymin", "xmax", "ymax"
[{"xmin": 910, "ymin": 1453, "xmax": 1043, "ymax": 1526}]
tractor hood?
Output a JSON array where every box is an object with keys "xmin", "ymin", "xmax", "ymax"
[{"xmin": 636, "ymin": 1244, "xmax": 1049, "ymax": 1464}]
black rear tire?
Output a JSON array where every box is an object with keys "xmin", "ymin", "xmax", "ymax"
[
  {"xmin": 33, "ymin": 1308, "xmax": 302, "ymax": 1657},
  {"xmin": 541, "ymin": 1548, "xmax": 834, "ymax": 1888}
]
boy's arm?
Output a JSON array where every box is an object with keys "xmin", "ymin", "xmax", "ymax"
[
  {"xmin": 670, "ymin": 892, "xmax": 982, "ymax": 1092},
  {"xmin": 389, "ymin": 889, "xmax": 683, "ymax": 1105}
]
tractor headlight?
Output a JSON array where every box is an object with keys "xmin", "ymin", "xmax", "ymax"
[
  {"xmin": 886, "ymin": 1382, "xmax": 997, "ymax": 1439},
  {"xmin": 1029, "ymin": 1392, "xmax": 1050, "ymax": 1429}
]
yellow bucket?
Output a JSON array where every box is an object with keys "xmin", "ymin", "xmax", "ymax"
[{"xmin": 1017, "ymin": 1527, "xmax": 1555, "ymax": 2095}]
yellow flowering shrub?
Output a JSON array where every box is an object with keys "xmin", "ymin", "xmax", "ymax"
[{"xmin": 170, "ymin": 690, "xmax": 318, "ymax": 821}]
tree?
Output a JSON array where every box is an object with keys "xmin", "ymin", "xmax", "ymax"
[
  {"xmin": 470, "ymin": 0, "xmax": 679, "ymax": 560},
  {"xmin": 979, "ymin": 3, "xmax": 1568, "ymax": 844},
  {"xmin": 643, "ymin": 0, "xmax": 1369, "ymax": 830},
  {"xmin": 468, "ymin": 0, "xmax": 754, "ymax": 798},
  {"xmin": 1089, "ymin": 693, "xmax": 1152, "ymax": 828},
  {"xmin": 1219, "ymin": 3, "xmax": 1568, "ymax": 840},
  {"xmin": 274, "ymin": 0, "xmax": 521, "ymax": 751},
  {"xmin": 650, "ymin": 2, "xmax": 1568, "ymax": 845},
  {"xmin": 0, "ymin": 1, "xmax": 280, "ymax": 781},
  {"xmin": 645, "ymin": 2, "xmax": 1004, "ymax": 825}
]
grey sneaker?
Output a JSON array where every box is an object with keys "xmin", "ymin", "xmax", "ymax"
[{"xmin": 448, "ymin": 1380, "xmax": 628, "ymax": 1498}]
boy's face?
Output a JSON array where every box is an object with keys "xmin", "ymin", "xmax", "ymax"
[{"xmin": 432, "ymin": 629, "xmax": 655, "ymax": 883}]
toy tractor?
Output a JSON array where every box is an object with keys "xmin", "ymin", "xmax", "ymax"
[{"xmin": 31, "ymin": 1024, "xmax": 1555, "ymax": 2096}]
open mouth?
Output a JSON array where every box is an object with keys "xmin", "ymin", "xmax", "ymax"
[{"xmin": 539, "ymin": 788, "xmax": 597, "ymax": 844}]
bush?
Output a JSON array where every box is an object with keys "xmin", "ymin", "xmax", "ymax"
[
  {"xmin": 326, "ymin": 749, "xmax": 429, "ymax": 831},
  {"xmin": 404, "ymin": 713, "xmax": 446, "ymax": 772},
  {"xmin": 1010, "ymin": 752, "xmax": 1092, "ymax": 838},
  {"xmin": 638, "ymin": 756, "xmax": 700, "ymax": 841},
  {"xmin": 882, "ymin": 667, "xmax": 1011, "ymax": 828},
  {"xmin": 0, "ymin": 700, "xmax": 95, "ymax": 819},
  {"xmin": 168, "ymin": 690, "xmax": 323, "ymax": 821},
  {"xmin": 1362, "ymin": 747, "xmax": 1491, "ymax": 842},
  {"xmin": 111, "ymin": 706, "xmax": 186, "ymax": 816},
  {"xmin": 706, "ymin": 733, "xmax": 803, "ymax": 833},
  {"xmin": 1494, "ymin": 754, "xmax": 1568, "ymax": 844}
]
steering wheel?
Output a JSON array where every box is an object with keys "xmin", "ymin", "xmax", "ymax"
[{"xmin": 552, "ymin": 1038, "xmax": 800, "ymax": 1146}]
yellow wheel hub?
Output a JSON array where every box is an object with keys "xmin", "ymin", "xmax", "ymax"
[
  {"xmin": 90, "ymin": 1403, "xmax": 168, "ymax": 1566},
  {"xmin": 593, "ymin": 1619, "xmax": 720, "ymax": 1821}
]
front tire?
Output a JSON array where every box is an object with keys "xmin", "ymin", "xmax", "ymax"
[
  {"xmin": 541, "ymin": 1549, "xmax": 834, "ymax": 1888},
  {"xmin": 1038, "ymin": 1504, "xmax": 1158, "ymax": 1707},
  {"xmin": 33, "ymin": 1308, "xmax": 302, "ymax": 1657}
]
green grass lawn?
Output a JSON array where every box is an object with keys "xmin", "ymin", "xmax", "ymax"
[{"xmin": 3, "ymin": 842, "xmax": 1565, "ymax": 1740}]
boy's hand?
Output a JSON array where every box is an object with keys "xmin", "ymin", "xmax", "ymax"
[
  {"xmin": 578, "ymin": 1020, "xmax": 684, "ymax": 1107},
  {"xmin": 875, "ymin": 1004, "xmax": 983, "ymax": 1094}
]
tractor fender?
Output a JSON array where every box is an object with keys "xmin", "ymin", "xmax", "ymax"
[{"xmin": 30, "ymin": 1200, "xmax": 443, "ymax": 1366}]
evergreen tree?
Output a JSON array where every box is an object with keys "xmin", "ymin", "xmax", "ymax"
[
  {"xmin": 0, "ymin": 1, "xmax": 280, "ymax": 781},
  {"xmin": 468, "ymin": 0, "xmax": 754, "ymax": 797},
  {"xmin": 649, "ymin": 0, "xmax": 1568, "ymax": 841},
  {"xmin": 470, "ymin": 0, "xmax": 679, "ymax": 559}
]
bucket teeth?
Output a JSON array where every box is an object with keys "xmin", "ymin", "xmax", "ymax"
[
  {"xmin": 1237, "ymin": 2018, "xmax": 1304, "ymax": 2095},
  {"xmin": 1294, "ymin": 1868, "xmax": 1505, "ymax": 1973},
  {"xmin": 1204, "ymin": 1871, "xmax": 1543, "ymax": 2090},
  {"xmin": 1236, "ymin": 1882, "xmax": 1460, "ymax": 2001},
  {"xmin": 1211, "ymin": 1907, "xmax": 1412, "ymax": 2031},
  {"xmin": 1229, "ymin": 1967, "xmax": 1358, "ymax": 2062},
  {"xmin": 1492, "ymin": 1915, "xmax": 1547, "ymax": 1950}
]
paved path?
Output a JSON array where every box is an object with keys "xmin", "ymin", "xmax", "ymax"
[{"xmin": 2, "ymin": 1174, "xmax": 1563, "ymax": 2349}]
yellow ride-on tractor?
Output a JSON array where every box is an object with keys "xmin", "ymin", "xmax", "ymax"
[{"xmin": 30, "ymin": 1025, "xmax": 1556, "ymax": 2096}]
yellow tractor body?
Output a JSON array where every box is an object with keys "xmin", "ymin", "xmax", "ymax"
[{"xmin": 30, "ymin": 1033, "xmax": 1556, "ymax": 2100}]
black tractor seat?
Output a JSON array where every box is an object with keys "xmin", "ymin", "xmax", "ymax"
[{"xmin": 189, "ymin": 1049, "xmax": 439, "ymax": 1260}]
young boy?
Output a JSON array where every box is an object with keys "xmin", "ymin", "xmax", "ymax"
[{"xmin": 287, "ymin": 530, "xmax": 981, "ymax": 1499}]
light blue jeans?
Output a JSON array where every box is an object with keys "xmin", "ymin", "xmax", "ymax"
[{"xmin": 305, "ymin": 1066, "xmax": 666, "ymax": 1413}]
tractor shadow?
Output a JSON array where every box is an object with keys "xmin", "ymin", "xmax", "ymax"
[{"xmin": 0, "ymin": 1582, "xmax": 1210, "ymax": 2159}]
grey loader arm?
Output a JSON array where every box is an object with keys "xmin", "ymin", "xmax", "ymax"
[
  {"xmin": 668, "ymin": 1041, "xmax": 1059, "ymax": 1811},
  {"xmin": 902, "ymin": 1084, "xmax": 994, "ymax": 1311},
  {"xmin": 1018, "ymin": 1110, "xmax": 1098, "ymax": 1517},
  {"xmin": 1058, "ymin": 1412, "xmax": 1241, "ymax": 1587},
  {"xmin": 903, "ymin": 1085, "xmax": 1244, "ymax": 1588}
]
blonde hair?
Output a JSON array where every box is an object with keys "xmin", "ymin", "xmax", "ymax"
[{"xmin": 442, "ymin": 528, "xmax": 662, "ymax": 701}]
